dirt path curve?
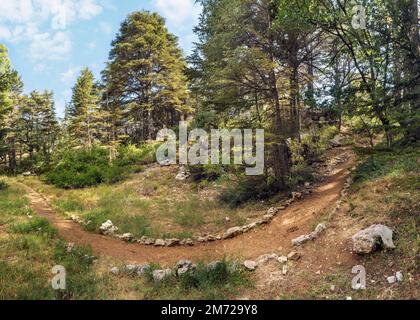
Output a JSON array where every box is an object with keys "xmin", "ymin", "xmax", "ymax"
[{"xmin": 21, "ymin": 149, "xmax": 355, "ymax": 267}]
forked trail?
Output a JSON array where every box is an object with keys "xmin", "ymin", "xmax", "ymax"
[{"xmin": 22, "ymin": 149, "xmax": 355, "ymax": 267}]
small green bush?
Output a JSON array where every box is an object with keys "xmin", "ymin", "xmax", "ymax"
[
  {"xmin": 45, "ymin": 146, "xmax": 127, "ymax": 188},
  {"xmin": 219, "ymin": 176, "xmax": 283, "ymax": 207},
  {"xmin": 0, "ymin": 180, "xmax": 9, "ymax": 190}
]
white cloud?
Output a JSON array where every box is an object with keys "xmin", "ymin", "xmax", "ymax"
[
  {"xmin": 155, "ymin": 0, "xmax": 200, "ymax": 27},
  {"xmin": 0, "ymin": 0, "xmax": 103, "ymax": 60},
  {"xmin": 60, "ymin": 66, "xmax": 82, "ymax": 84},
  {"xmin": 30, "ymin": 31, "xmax": 72, "ymax": 60}
]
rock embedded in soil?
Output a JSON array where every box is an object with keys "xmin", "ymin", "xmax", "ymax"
[
  {"xmin": 292, "ymin": 223, "xmax": 327, "ymax": 246},
  {"xmin": 287, "ymin": 251, "xmax": 301, "ymax": 261},
  {"xmin": 119, "ymin": 233, "xmax": 134, "ymax": 242},
  {"xmin": 222, "ymin": 226, "xmax": 242, "ymax": 239},
  {"xmin": 175, "ymin": 260, "xmax": 196, "ymax": 276},
  {"xmin": 109, "ymin": 267, "xmax": 120, "ymax": 275},
  {"xmin": 153, "ymin": 269, "xmax": 172, "ymax": 282},
  {"xmin": 387, "ymin": 276, "xmax": 396, "ymax": 284},
  {"xmin": 256, "ymin": 253, "xmax": 278, "ymax": 266},
  {"xmin": 396, "ymin": 271, "xmax": 403, "ymax": 283},
  {"xmin": 165, "ymin": 239, "xmax": 180, "ymax": 247},
  {"xmin": 243, "ymin": 260, "xmax": 257, "ymax": 271},
  {"xmin": 277, "ymin": 256, "xmax": 288, "ymax": 264},
  {"xmin": 154, "ymin": 239, "xmax": 166, "ymax": 246},
  {"xmin": 99, "ymin": 220, "xmax": 118, "ymax": 235},
  {"xmin": 352, "ymin": 224, "xmax": 396, "ymax": 254}
]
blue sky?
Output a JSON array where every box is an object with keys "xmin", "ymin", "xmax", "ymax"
[{"xmin": 0, "ymin": 0, "xmax": 201, "ymax": 117}]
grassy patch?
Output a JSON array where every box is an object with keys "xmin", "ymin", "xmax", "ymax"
[{"xmin": 140, "ymin": 260, "xmax": 251, "ymax": 300}]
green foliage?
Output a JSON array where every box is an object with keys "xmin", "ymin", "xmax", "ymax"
[
  {"xmin": 143, "ymin": 260, "xmax": 250, "ymax": 300},
  {"xmin": 45, "ymin": 146, "xmax": 127, "ymax": 188},
  {"xmin": 0, "ymin": 179, "xmax": 8, "ymax": 190},
  {"xmin": 219, "ymin": 176, "xmax": 283, "ymax": 207},
  {"xmin": 9, "ymin": 217, "xmax": 57, "ymax": 239},
  {"xmin": 353, "ymin": 144, "xmax": 420, "ymax": 184}
]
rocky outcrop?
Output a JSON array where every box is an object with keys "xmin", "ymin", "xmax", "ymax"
[{"xmin": 352, "ymin": 224, "xmax": 395, "ymax": 254}]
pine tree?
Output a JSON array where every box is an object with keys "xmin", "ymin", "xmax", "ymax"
[
  {"xmin": 103, "ymin": 11, "xmax": 191, "ymax": 143},
  {"xmin": 68, "ymin": 68, "xmax": 101, "ymax": 147}
]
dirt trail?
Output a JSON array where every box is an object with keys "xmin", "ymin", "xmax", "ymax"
[{"xmin": 21, "ymin": 148, "xmax": 355, "ymax": 267}]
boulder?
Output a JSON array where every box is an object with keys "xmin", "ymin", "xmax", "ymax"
[
  {"xmin": 99, "ymin": 220, "xmax": 118, "ymax": 235},
  {"xmin": 222, "ymin": 226, "xmax": 242, "ymax": 239},
  {"xmin": 352, "ymin": 224, "xmax": 395, "ymax": 254},
  {"xmin": 243, "ymin": 260, "xmax": 257, "ymax": 271},
  {"xmin": 153, "ymin": 269, "xmax": 172, "ymax": 282}
]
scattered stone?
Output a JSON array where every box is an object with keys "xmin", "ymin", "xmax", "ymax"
[
  {"xmin": 176, "ymin": 166, "xmax": 190, "ymax": 181},
  {"xmin": 256, "ymin": 253, "xmax": 278, "ymax": 265},
  {"xmin": 387, "ymin": 276, "xmax": 396, "ymax": 284},
  {"xmin": 330, "ymin": 285, "xmax": 336, "ymax": 292},
  {"xmin": 181, "ymin": 238, "xmax": 194, "ymax": 246},
  {"xmin": 22, "ymin": 171, "xmax": 32, "ymax": 176},
  {"xmin": 304, "ymin": 182, "xmax": 311, "ymax": 188},
  {"xmin": 352, "ymin": 224, "xmax": 396, "ymax": 254},
  {"xmin": 154, "ymin": 239, "xmax": 166, "ymax": 246},
  {"xmin": 396, "ymin": 271, "xmax": 403, "ymax": 283},
  {"xmin": 165, "ymin": 239, "xmax": 180, "ymax": 247},
  {"xmin": 119, "ymin": 233, "xmax": 134, "ymax": 242},
  {"xmin": 346, "ymin": 296, "xmax": 352, "ymax": 301},
  {"xmin": 175, "ymin": 260, "xmax": 196, "ymax": 276},
  {"xmin": 138, "ymin": 236, "xmax": 155, "ymax": 245},
  {"xmin": 292, "ymin": 223, "xmax": 327, "ymax": 246},
  {"xmin": 66, "ymin": 242, "xmax": 75, "ymax": 253},
  {"xmin": 277, "ymin": 256, "xmax": 288, "ymax": 264},
  {"xmin": 329, "ymin": 134, "xmax": 344, "ymax": 147},
  {"xmin": 109, "ymin": 267, "xmax": 120, "ymax": 275},
  {"xmin": 153, "ymin": 269, "xmax": 172, "ymax": 282},
  {"xmin": 243, "ymin": 260, "xmax": 257, "ymax": 271},
  {"xmin": 262, "ymin": 214, "xmax": 274, "ymax": 223},
  {"xmin": 124, "ymin": 264, "xmax": 151, "ymax": 277},
  {"xmin": 267, "ymin": 207, "xmax": 279, "ymax": 215},
  {"xmin": 287, "ymin": 251, "xmax": 301, "ymax": 261},
  {"xmin": 222, "ymin": 226, "xmax": 242, "ymax": 239},
  {"xmin": 291, "ymin": 192, "xmax": 303, "ymax": 200},
  {"xmin": 99, "ymin": 220, "xmax": 118, "ymax": 235},
  {"xmin": 225, "ymin": 217, "xmax": 231, "ymax": 223},
  {"xmin": 282, "ymin": 265, "xmax": 288, "ymax": 275}
]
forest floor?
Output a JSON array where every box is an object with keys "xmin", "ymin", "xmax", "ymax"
[{"xmin": 1, "ymin": 143, "xmax": 418, "ymax": 299}]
